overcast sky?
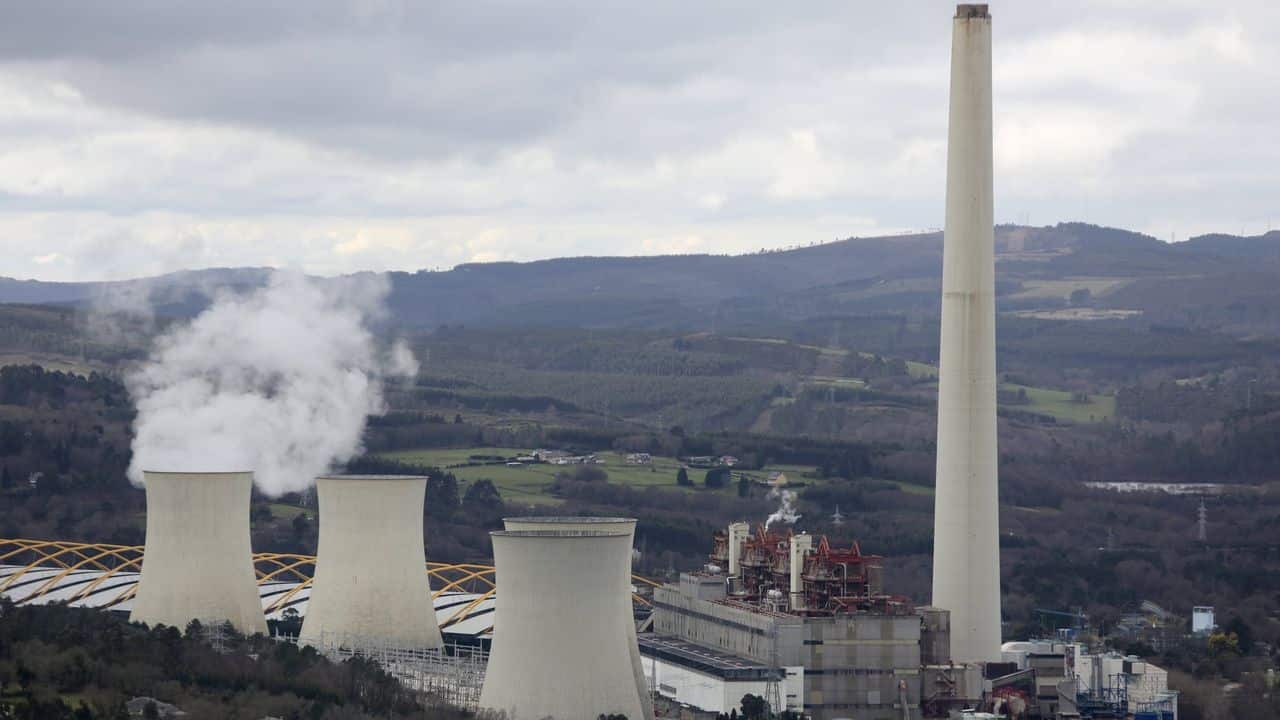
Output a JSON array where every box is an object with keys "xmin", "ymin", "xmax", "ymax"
[{"xmin": 1, "ymin": 1, "xmax": 1276, "ymax": 282}]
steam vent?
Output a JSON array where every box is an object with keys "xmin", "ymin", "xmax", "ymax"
[
  {"xmin": 299, "ymin": 475, "xmax": 444, "ymax": 650},
  {"xmin": 130, "ymin": 471, "xmax": 268, "ymax": 634},
  {"xmin": 480, "ymin": 528, "xmax": 646, "ymax": 720},
  {"xmin": 931, "ymin": 3, "xmax": 1002, "ymax": 663},
  {"xmin": 503, "ymin": 516, "xmax": 652, "ymax": 720}
]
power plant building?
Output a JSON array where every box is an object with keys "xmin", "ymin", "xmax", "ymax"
[
  {"xmin": 480, "ymin": 528, "xmax": 647, "ymax": 720},
  {"xmin": 299, "ymin": 475, "xmax": 444, "ymax": 650},
  {"xmin": 643, "ymin": 524, "xmax": 982, "ymax": 720},
  {"xmin": 130, "ymin": 471, "xmax": 268, "ymax": 635}
]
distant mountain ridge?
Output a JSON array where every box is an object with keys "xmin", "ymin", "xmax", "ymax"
[{"xmin": 3, "ymin": 224, "xmax": 1279, "ymax": 334}]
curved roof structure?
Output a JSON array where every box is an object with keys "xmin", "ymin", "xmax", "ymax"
[{"xmin": 0, "ymin": 538, "xmax": 660, "ymax": 641}]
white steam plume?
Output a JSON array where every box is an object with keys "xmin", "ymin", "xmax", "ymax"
[
  {"xmin": 764, "ymin": 486, "xmax": 801, "ymax": 530},
  {"xmin": 126, "ymin": 271, "xmax": 417, "ymax": 496}
]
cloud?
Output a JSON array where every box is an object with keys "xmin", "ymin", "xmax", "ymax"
[{"xmin": 0, "ymin": 1, "xmax": 1276, "ymax": 281}]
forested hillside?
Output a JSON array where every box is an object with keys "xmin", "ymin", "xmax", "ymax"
[{"xmin": 3, "ymin": 223, "xmax": 1280, "ymax": 685}]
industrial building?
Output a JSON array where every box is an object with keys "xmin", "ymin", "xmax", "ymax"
[
  {"xmin": 129, "ymin": 471, "xmax": 268, "ymax": 635},
  {"xmin": 299, "ymin": 475, "xmax": 444, "ymax": 651},
  {"xmin": 995, "ymin": 641, "xmax": 1178, "ymax": 719},
  {"xmin": 643, "ymin": 523, "xmax": 981, "ymax": 720},
  {"xmin": 479, "ymin": 528, "xmax": 648, "ymax": 720}
]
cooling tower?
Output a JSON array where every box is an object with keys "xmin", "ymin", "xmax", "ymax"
[
  {"xmin": 131, "ymin": 471, "xmax": 267, "ymax": 634},
  {"xmin": 480, "ymin": 529, "xmax": 646, "ymax": 720},
  {"xmin": 503, "ymin": 517, "xmax": 652, "ymax": 720},
  {"xmin": 299, "ymin": 475, "xmax": 443, "ymax": 650},
  {"xmin": 931, "ymin": 3, "xmax": 1002, "ymax": 663}
]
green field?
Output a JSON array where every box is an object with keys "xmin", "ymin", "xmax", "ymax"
[
  {"xmin": 268, "ymin": 502, "xmax": 309, "ymax": 520},
  {"xmin": 378, "ymin": 447, "xmax": 818, "ymax": 505},
  {"xmin": 1001, "ymin": 384, "xmax": 1116, "ymax": 423},
  {"xmin": 1008, "ymin": 277, "xmax": 1130, "ymax": 301},
  {"xmin": 890, "ymin": 480, "xmax": 934, "ymax": 496}
]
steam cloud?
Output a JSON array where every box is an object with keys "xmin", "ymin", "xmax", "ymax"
[
  {"xmin": 764, "ymin": 486, "xmax": 802, "ymax": 530},
  {"xmin": 125, "ymin": 271, "xmax": 417, "ymax": 496}
]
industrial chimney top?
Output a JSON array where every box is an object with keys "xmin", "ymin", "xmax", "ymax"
[{"xmin": 956, "ymin": 4, "xmax": 989, "ymax": 18}]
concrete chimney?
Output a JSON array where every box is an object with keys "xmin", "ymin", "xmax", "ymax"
[
  {"xmin": 727, "ymin": 521, "xmax": 749, "ymax": 583},
  {"xmin": 931, "ymin": 3, "xmax": 1002, "ymax": 663},
  {"xmin": 789, "ymin": 533, "xmax": 813, "ymax": 611}
]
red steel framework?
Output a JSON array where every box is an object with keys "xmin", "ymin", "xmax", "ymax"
[{"xmin": 710, "ymin": 524, "xmax": 911, "ymax": 615}]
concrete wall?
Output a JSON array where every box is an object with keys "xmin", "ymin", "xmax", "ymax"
[
  {"xmin": 680, "ymin": 572, "xmax": 728, "ymax": 602},
  {"xmin": 653, "ymin": 585, "xmax": 789, "ymax": 664},
  {"xmin": 131, "ymin": 471, "xmax": 267, "ymax": 634},
  {"xmin": 798, "ymin": 615, "xmax": 922, "ymax": 720},
  {"xmin": 299, "ymin": 475, "xmax": 442, "ymax": 650},
  {"xmin": 480, "ymin": 530, "xmax": 645, "ymax": 720}
]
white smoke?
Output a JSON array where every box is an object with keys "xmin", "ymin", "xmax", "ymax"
[
  {"xmin": 125, "ymin": 271, "xmax": 417, "ymax": 496},
  {"xmin": 764, "ymin": 486, "xmax": 802, "ymax": 530}
]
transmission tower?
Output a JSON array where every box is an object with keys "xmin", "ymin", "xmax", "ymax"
[
  {"xmin": 1197, "ymin": 498, "xmax": 1208, "ymax": 542},
  {"xmin": 764, "ymin": 623, "xmax": 783, "ymax": 716}
]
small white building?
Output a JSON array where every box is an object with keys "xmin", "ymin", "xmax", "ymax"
[
  {"xmin": 640, "ymin": 636, "xmax": 804, "ymax": 715},
  {"xmin": 1071, "ymin": 647, "xmax": 1178, "ymax": 718},
  {"xmin": 1192, "ymin": 606, "xmax": 1216, "ymax": 635}
]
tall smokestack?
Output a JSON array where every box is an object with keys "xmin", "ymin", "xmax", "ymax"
[
  {"xmin": 131, "ymin": 471, "xmax": 267, "ymax": 634},
  {"xmin": 299, "ymin": 475, "xmax": 444, "ymax": 650},
  {"xmin": 789, "ymin": 533, "xmax": 813, "ymax": 612},
  {"xmin": 727, "ymin": 521, "xmax": 749, "ymax": 583},
  {"xmin": 931, "ymin": 3, "xmax": 1001, "ymax": 663}
]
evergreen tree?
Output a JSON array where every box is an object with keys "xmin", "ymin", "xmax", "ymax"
[
  {"xmin": 676, "ymin": 467, "xmax": 691, "ymax": 487},
  {"xmin": 426, "ymin": 473, "xmax": 460, "ymax": 521},
  {"xmin": 462, "ymin": 479, "xmax": 504, "ymax": 526},
  {"xmin": 704, "ymin": 466, "xmax": 730, "ymax": 489},
  {"xmin": 740, "ymin": 694, "xmax": 768, "ymax": 720},
  {"xmin": 737, "ymin": 475, "xmax": 750, "ymax": 498}
]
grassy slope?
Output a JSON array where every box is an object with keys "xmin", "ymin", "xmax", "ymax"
[{"xmin": 726, "ymin": 336, "xmax": 1112, "ymax": 422}]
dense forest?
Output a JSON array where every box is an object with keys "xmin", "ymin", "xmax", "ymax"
[{"xmin": 0, "ymin": 601, "xmax": 453, "ymax": 719}]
